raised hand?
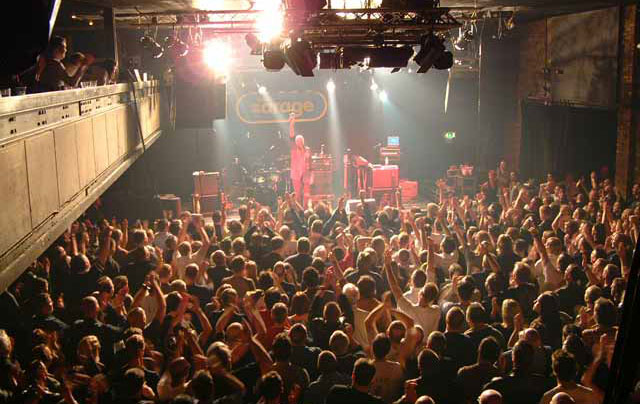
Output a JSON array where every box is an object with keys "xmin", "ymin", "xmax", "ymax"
[
  {"xmin": 338, "ymin": 195, "xmax": 346, "ymax": 211},
  {"xmin": 514, "ymin": 312, "xmax": 524, "ymax": 331},
  {"xmin": 384, "ymin": 248, "xmax": 393, "ymax": 270}
]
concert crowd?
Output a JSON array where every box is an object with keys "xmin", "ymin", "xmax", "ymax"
[{"xmin": 0, "ymin": 164, "xmax": 633, "ymax": 404}]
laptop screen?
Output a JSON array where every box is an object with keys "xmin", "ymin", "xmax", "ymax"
[{"xmin": 387, "ymin": 136, "xmax": 399, "ymax": 147}]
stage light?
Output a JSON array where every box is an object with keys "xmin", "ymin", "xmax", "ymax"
[
  {"xmin": 379, "ymin": 90, "xmax": 388, "ymax": 102},
  {"xmin": 245, "ymin": 33, "xmax": 262, "ymax": 55},
  {"xmin": 203, "ymin": 39, "xmax": 232, "ymax": 76},
  {"xmin": 255, "ymin": 0, "xmax": 284, "ymax": 42},
  {"xmin": 282, "ymin": 39, "xmax": 316, "ymax": 77},
  {"xmin": 165, "ymin": 34, "xmax": 189, "ymax": 58},
  {"xmin": 370, "ymin": 80, "xmax": 378, "ymax": 91},
  {"xmin": 453, "ymin": 25, "xmax": 474, "ymax": 51},
  {"xmin": 326, "ymin": 79, "xmax": 336, "ymax": 92},
  {"xmin": 414, "ymin": 33, "xmax": 452, "ymax": 73},
  {"xmin": 258, "ymin": 86, "xmax": 267, "ymax": 95},
  {"xmin": 369, "ymin": 46, "xmax": 414, "ymax": 68},
  {"xmin": 263, "ymin": 45, "xmax": 285, "ymax": 71},
  {"xmin": 140, "ymin": 35, "xmax": 164, "ymax": 59}
]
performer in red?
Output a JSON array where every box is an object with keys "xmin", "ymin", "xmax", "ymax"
[{"xmin": 289, "ymin": 112, "xmax": 311, "ymax": 205}]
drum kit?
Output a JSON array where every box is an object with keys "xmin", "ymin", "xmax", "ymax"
[{"xmin": 223, "ymin": 154, "xmax": 291, "ymax": 210}]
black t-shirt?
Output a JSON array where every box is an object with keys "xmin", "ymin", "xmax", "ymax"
[
  {"xmin": 465, "ymin": 324, "xmax": 507, "ymax": 350},
  {"xmin": 554, "ymin": 284, "xmax": 583, "ymax": 318},
  {"xmin": 497, "ymin": 252, "xmax": 519, "ymax": 278},
  {"xmin": 344, "ymin": 270, "xmax": 385, "ymax": 300},
  {"xmin": 31, "ymin": 314, "xmax": 68, "ymax": 334},
  {"xmin": 493, "ymin": 323, "xmax": 514, "ymax": 344},
  {"xmin": 504, "ymin": 283, "xmax": 538, "ymax": 320},
  {"xmin": 63, "ymin": 318, "xmax": 122, "ymax": 365},
  {"xmin": 207, "ymin": 265, "xmax": 233, "ymax": 292},
  {"xmin": 444, "ymin": 331, "xmax": 476, "ymax": 369},
  {"xmin": 326, "ymin": 385, "xmax": 385, "ymax": 404},
  {"xmin": 309, "ymin": 318, "xmax": 343, "ymax": 350},
  {"xmin": 187, "ymin": 284, "xmax": 214, "ymax": 308},
  {"xmin": 416, "ymin": 373, "xmax": 458, "ymax": 404},
  {"xmin": 291, "ymin": 345, "xmax": 321, "ymax": 381},
  {"xmin": 260, "ymin": 252, "xmax": 283, "ymax": 272},
  {"xmin": 483, "ymin": 372, "xmax": 555, "ymax": 404},
  {"xmin": 123, "ymin": 260, "xmax": 156, "ymax": 294},
  {"xmin": 284, "ymin": 253, "xmax": 313, "ymax": 280}
]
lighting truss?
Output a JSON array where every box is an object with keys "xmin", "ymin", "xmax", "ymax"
[{"xmin": 114, "ymin": 7, "xmax": 461, "ymax": 47}]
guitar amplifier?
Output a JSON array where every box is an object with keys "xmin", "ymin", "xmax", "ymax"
[
  {"xmin": 193, "ymin": 171, "xmax": 221, "ymax": 195},
  {"xmin": 157, "ymin": 194, "xmax": 182, "ymax": 218},
  {"xmin": 372, "ymin": 165, "xmax": 399, "ymax": 188},
  {"xmin": 311, "ymin": 155, "xmax": 333, "ymax": 171},
  {"xmin": 310, "ymin": 170, "xmax": 333, "ymax": 195},
  {"xmin": 195, "ymin": 195, "xmax": 221, "ymax": 215},
  {"xmin": 399, "ymin": 180, "xmax": 418, "ymax": 201}
]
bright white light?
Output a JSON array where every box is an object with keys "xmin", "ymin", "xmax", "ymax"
[
  {"xmin": 203, "ymin": 39, "xmax": 233, "ymax": 76},
  {"xmin": 255, "ymin": 0, "xmax": 284, "ymax": 42},
  {"xmin": 379, "ymin": 90, "xmax": 388, "ymax": 102},
  {"xmin": 326, "ymin": 79, "xmax": 336, "ymax": 92},
  {"xmin": 258, "ymin": 86, "xmax": 267, "ymax": 95},
  {"xmin": 370, "ymin": 81, "xmax": 378, "ymax": 91}
]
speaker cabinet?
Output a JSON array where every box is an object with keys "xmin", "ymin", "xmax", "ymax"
[
  {"xmin": 310, "ymin": 170, "xmax": 332, "ymax": 195},
  {"xmin": 174, "ymin": 58, "xmax": 226, "ymax": 127},
  {"xmin": 193, "ymin": 171, "xmax": 221, "ymax": 196}
]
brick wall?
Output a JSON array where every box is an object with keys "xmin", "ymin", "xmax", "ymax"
[{"xmin": 616, "ymin": 4, "xmax": 639, "ymax": 196}]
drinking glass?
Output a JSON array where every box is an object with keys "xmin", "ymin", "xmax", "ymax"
[{"xmin": 0, "ymin": 88, "xmax": 10, "ymax": 97}]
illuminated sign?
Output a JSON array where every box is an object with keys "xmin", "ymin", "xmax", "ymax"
[
  {"xmin": 444, "ymin": 131, "xmax": 456, "ymax": 143},
  {"xmin": 235, "ymin": 90, "xmax": 328, "ymax": 124}
]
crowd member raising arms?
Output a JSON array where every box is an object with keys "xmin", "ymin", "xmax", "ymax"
[{"xmin": 0, "ymin": 163, "xmax": 633, "ymax": 404}]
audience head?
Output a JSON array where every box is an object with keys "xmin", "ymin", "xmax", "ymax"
[
  {"xmin": 550, "ymin": 393, "xmax": 575, "ymax": 404},
  {"xmin": 258, "ymin": 371, "xmax": 283, "ymax": 401},
  {"xmin": 352, "ymin": 358, "xmax": 376, "ymax": 388},
  {"xmin": 417, "ymin": 348, "xmax": 440, "ymax": 377},
  {"xmin": 478, "ymin": 336, "xmax": 501, "ymax": 364},
  {"xmin": 478, "ymin": 389, "xmax": 503, "ymax": 404}
]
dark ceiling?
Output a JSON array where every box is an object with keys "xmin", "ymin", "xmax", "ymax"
[{"xmin": 72, "ymin": 0, "xmax": 620, "ymax": 15}]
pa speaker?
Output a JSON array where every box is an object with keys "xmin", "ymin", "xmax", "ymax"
[
  {"xmin": 175, "ymin": 79, "xmax": 226, "ymax": 128},
  {"xmin": 174, "ymin": 57, "xmax": 226, "ymax": 128}
]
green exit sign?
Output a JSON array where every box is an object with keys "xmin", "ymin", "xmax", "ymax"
[{"xmin": 444, "ymin": 131, "xmax": 456, "ymax": 141}]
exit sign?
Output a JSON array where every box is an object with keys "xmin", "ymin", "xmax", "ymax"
[{"xmin": 444, "ymin": 131, "xmax": 456, "ymax": 142}]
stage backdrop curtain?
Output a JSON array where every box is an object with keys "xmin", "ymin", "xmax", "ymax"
[{"xmin": 519, "ymin": 100, "xmax": 617, "ymax": 181}]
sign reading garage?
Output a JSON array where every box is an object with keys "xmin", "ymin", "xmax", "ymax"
[{"xmin": 235, "ymin": 90, "xmax": 328, "ymax": 124}]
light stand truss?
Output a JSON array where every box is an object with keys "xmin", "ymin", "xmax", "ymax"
[{"xmin": 113, "ymin": 7, "xmax": 461, "ymax": 46}]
